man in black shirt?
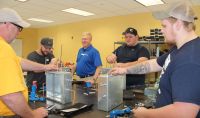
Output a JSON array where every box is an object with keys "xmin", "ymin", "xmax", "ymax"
[
  {"xmin": 107, "ymin": 27, "xmax": 150, "ymax": 87},
  {"xmin": 26, "ymin": 37, "xmax": 55, "ymax": 90}
]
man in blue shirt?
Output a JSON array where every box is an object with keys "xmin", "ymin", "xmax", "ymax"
[
  {"xmin": 72, "ymin": 32, "xmax": 102, "ymax": 82},
  {"xmin": 110, "ymin": 2, "xmax": 200, "ymax": 118}
]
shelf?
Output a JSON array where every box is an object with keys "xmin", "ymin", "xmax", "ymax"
[
  {"xmin": 139, "ymin": 41, "xmax": 165, "ymax": 44},
  {"xmin": 114, "ymin": 41, "xmax": 165, "ymax": 45}
]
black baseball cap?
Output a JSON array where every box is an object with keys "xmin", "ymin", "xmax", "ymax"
[
  {"xmin": 40, "ymin": 37, "xmax": 53, "ymax": 48},
  {"xmin": 122, "ymin": 27, "xmax": 138, "ymax": 36}
]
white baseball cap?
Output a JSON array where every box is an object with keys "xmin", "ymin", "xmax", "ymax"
[
  {"xmin": 153, "ymin": 2, "xmax": 198, "ymax": 22},
  {"xmin": 0, "ymin": 8, "xmax": 30, "ymax": 28}
]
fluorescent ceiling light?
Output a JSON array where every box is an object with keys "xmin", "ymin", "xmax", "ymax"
[
  {"xmin": 28, "ymin": 18, "xmax": 54, "ymax": 23},
  {"xmin": 16, "ymin": 0, "xmax": 28, "ymax": 2},
  {"xmin": 62, "ymin": 8, "xmax": 94, "ymax": 16},
  {"xmin": 136, "ymin": 0, "xmax": 164, "ymax": 6}
]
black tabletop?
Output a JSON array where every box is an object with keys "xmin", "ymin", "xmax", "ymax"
[{"xmin": 29, "ymin": 85, "xmax": 148, "ymax": 118}]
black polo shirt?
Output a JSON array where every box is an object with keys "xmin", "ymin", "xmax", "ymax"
[{"xmin": 113, "ymin": 43, "xmax": 150, "ymax": 86}]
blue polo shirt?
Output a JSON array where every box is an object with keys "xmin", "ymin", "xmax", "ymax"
[{"xmin": 76, "ymin": 45, "xmax": 102, "ymax": 77}]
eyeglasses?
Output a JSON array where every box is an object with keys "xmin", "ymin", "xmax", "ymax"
[{"xmin": 11, "ymin": 23, "xmax": 23, "ymax": 32}]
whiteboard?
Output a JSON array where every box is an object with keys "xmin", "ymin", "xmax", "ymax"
[{"xmin": 10, "ymin": 39, "xmax": 22, "ymax": 57}]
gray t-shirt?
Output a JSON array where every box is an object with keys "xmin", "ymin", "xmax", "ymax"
[{"xmin": 26, "ymin": 51, "xmax": 54, "ymax": 90}]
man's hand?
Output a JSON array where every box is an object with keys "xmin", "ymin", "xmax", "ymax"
[
  {"xmin": 68, "ymin": 64, "xmax": 76, "ymax": 74},
  {"xmin": 32, "ymin": 107, "xmax": 48, "ymax": 118},
  {"xmin": 44, "ymin": 63, "xmax": 58, "ymax": 71},
  {"xmin": 50, "ymin": 58, "xmax": 64, "ymax": 68},
  {"xmin": 106, "ymin": 54, "xmax": 117, "ymax": 64},
  {"xmin": 132, "ymin": 107, "xmax": 148, "ymax": 118},
  {"xmin": 50, "ymin": 58, "xmax": 59, "ymax": 65},
  {"xmin": 68, "ymin": 64, "xmax": 75, "ymax": 71},
  {"xmin": 109, "ymin": 67, "xmax": 127, "ymax": 75},
  {"xmin": 93, "ymin": 74, "xmax": 99, "ymax": 81}
]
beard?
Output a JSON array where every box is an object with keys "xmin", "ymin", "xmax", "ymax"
[{"xmin": 40, "ymin": 48, "xmax": 48, "ymax": 56}]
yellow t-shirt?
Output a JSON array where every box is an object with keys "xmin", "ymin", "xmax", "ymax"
[{"xmin": 0, "ymin": 37, "xmax": 28, "ymax": 116}]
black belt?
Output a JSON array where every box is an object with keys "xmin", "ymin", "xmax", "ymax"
[{"xmin": 79, "ymin": 74, "xmax": 94, "ymax": 78}]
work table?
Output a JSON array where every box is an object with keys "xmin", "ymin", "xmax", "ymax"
[{"xmin": 29, "ymin": 84, "xmax": 148, "ymax": 118}]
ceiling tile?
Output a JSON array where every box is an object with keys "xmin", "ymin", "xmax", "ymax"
[
  {"xmin": 190, "ymin": 0, "xmax": 200, "ymax": 5},
  {"xmin": 108, "ymin": 0, "xmax": 144, "ymax": 9},
  {"xmin": 90, "ymin": 1, "xmax": 124, "ymax": 12},
  {"xmin": 0, "ymin": 0, "xmax": 197, "ymax": 28}
]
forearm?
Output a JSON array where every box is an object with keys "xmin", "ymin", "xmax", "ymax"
[
  {"xmin": 0, "ymin": 92, "xmax": 34, "ymax": 118},
  {"xmin": 134, "ymin": 103, "xmax": 199, "ymax": 118},
  {"xmin": 117, "ymin": 57, "xmax": 149, "ymax": 68},
  {"xmin": 126, "ymin": 59, "xmax": 162, "ymax": 74},
  {"xmin": 93, "ymin": 66, "xmax": 102, "ymax": 80},
  {"xmin": 137, "ymin": 107, "xmax": 177, "ymax": 118},
  {"xmin": 20, "ymin": 58, "xmax": 45, "ymax": 72},
  {"xmin": 120, "ymin": 60, "xmax": 145, "ymax": 68}
]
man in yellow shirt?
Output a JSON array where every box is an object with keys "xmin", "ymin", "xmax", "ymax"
[{"xmin": 0, "ymin": 8, "xmax": 57, "ymax": 117}]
